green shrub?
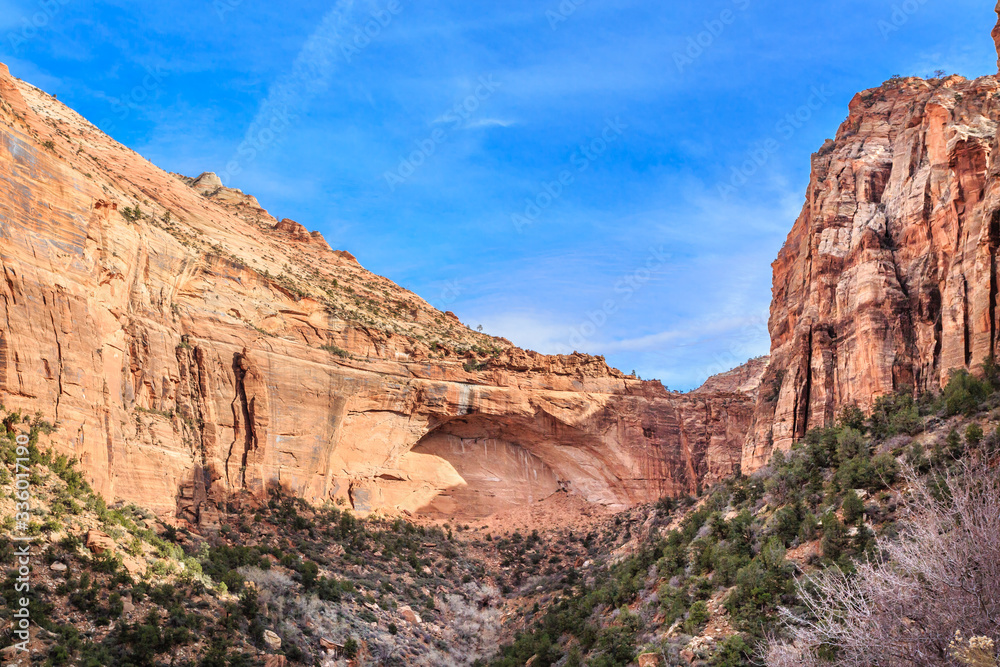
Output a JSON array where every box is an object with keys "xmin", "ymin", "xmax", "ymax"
[
  {"xmin": 685, "ymin": 600, "xmax": 710, "ymax": 634},
  {"xmin": 842, "ymin": 490, "xmax": 864, "ymax": 524},
  {"xmin": 770, "ymin": 504, "xmax": 803, "ymax": 547},
  {"xmin": 906, "ymin": 441, "xmax": 931, "ymax": 473},
  {"xmin": 592, "ymin": 613, "xmax": 638, "ymax": 666},
  {"xmin": 966, "ymin": 423, "xmax": 983, "ymax": 448},
  {"xmin": 838, "ymin": 405, "xmax": 866, "ymax": 431},
  {"xmin": 725, "ymin": 539, "xmax": 793, "ymax": 634},
  {"xmin": 869, "ymin": 452, "xmax": 899, "ymax": 489},
  {"xmin": 120, "ymin": 206, "xmax": 143, "ymax": 223},
  {"xmin": 943, "ymin": 428, "xmax": 961, "ymax": 456},
  {"xmin": 837, "ymin": 428, "xmax": 869, "ymax": 461},
  {"xmin": 981, "ymin": 354, "xmax": 1000, "ymax": 389},
  {"xmin": 712, "ymin": 634, "xmax": 752, "ymax": 666},
  {"xmin": 867, "ymin": 392, "xmax": 921, "ymax": 439},
  {"xmin": 821, "ymin": 513, "xmax": 847, "ymax": 561},
  {"xmin": 320, "ymin": 344, "xmax": 350, "ymax": 358},
  {"xmin": 941, "ymin": 369, "xmax": 991, "ymax": 416}
]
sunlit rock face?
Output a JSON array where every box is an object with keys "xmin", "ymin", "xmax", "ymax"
[
  {"xmin": 0, "ymin": 63, "xmax": 762, "ymax": 522},
  {"xmin": 993, "ymin": 2, "xmax": 1000, "ymax": 72},
  {"xmin": 745, "ymin": 73, "xmax": 1000, "ymax": 471}
]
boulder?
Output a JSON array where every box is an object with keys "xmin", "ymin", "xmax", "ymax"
[
  {"xmin": 122, "ymin": 596, "xmax": 136, "ymax": 615},
  {"xmin": 85, "ymin": 529, "xmax": 115, "ymax": 555},
  {"xmin": 399, "ymin": 606, "xmax": 422, "ymax": 624},
  {"xmin": 192, "ymin": 172, "xmax": 223, "ymax": 194},
  {"xmin": 263, "ymin": 630, "xmax": 281, "ymax": 650}
]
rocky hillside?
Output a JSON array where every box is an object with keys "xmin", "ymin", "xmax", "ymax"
[
  {"xmin": 746, "ymin": 31, "xmax": 1000, "ymax": 471},
  {"xmin": 0, "ymin": 62, "xmax": 762, "ymax": 525}
]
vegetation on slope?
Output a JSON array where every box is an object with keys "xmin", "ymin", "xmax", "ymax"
[
  {"xmin": 0, "ymin": 404, "xmax": 505, "ymax": 666},
  {"xmin": 487, "ymin": 364, "xmax": 1000, "ymax": 666},
  {"xmin": 3, "ymin": 362, "xmax": 1000, "ymax": 666}
]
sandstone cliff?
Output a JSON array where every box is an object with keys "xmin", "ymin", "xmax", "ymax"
[
  {"xmin": 994, "ymin": 2, "xmax": 1000, "ymax": 72},
  {"xmin": 745, "ymin": 68, "xmax": 1000, "ymax": 470},
  {"xmin": 694, "ymin": 356, "xmax": 768, "ymax": 396},
  {"xmin": 0, "ymin": 63, "xmax": 760, "ymax": 522}
]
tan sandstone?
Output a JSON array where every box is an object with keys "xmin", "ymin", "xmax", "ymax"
[{"xmin": 0, "ymin": 63, "xmax": 762, "ymax": 521}]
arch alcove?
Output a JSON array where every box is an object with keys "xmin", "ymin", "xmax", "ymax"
[{"xmin": 403, "ymin": 412, "xmax": 625, "ymax": 518}]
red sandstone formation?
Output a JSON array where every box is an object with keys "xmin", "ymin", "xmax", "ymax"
[
  {"xmin": 693, "ymin": 356, "xmax": 768, "ymax": 396},
  {"xmin": 0, "ymin": 63, "xmax": 759, "ymax": 522},
  {"xmin": 993, "ymin": 3, "xmax": 1000, "ymax": 72},
  {"xmin": 745, "ymin": 71, "xmax": 1000, "ymax": 471}
]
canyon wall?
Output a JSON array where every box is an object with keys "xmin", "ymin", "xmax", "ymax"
[
  {"xmin": 0, "ymin": 63, "xmax": 761, "ymax": 523},
  {"xmin": 745, "ymin": 69, "xmax": 1000, "ymax": 470}
]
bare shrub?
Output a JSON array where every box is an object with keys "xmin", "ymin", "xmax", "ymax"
[
  {"xmin": 241, "ymin": 566, "xmax": 499, "ymax": 666},
  {"xmin": 763, "ymin": 641, "xmax": 820, "ymax": 667},
  {"xmin": 766, "ymin": 458, "xmax": 1000, "ymax": 666}
]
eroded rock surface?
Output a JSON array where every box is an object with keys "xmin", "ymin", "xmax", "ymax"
[
  {"xmin": 0, "ymin": 64, "xmax": 757, "ymax": 521},
  {"xmin": 993, "ymin": 2, "xmax": 1000, "ymax": 72},
  {"xmin": 746, "ymin": 73, "xmax": 1000, "ymax": 470}
]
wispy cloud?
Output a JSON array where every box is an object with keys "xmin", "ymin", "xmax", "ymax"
[
  {"xmin": 463, "ymin": 117, "xmax": 516, "ymax": 129},
  {"xmin": 219, "ymin": 0, "xmax": 365, "ymax": 182},
  {"xmin": 476, "ymin": 311, "xmax": 571, "ymax": 354},
  {"xmin": 600, "ymin": 315, "xmax": 764, "ymax": 354},
  {"xmin": 251, "ymin": 0, "xmax": 358, "ymax": 122}
]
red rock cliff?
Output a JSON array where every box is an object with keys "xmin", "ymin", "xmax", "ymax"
[
  {"xmin": 745, "ymin": 71, "xmax": 1000, "ymax": 471},
  {"xmin": 0, "ymin": 64, "xmax": 761, "ymax": 522}
]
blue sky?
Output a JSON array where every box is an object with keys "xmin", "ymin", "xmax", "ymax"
[{"xmin": 2, "ymin": 0, "xmax": 996, "ymax": 389}]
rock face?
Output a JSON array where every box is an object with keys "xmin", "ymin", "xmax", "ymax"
[
  {"xmin": 693, "ymin": 356, "xmax": 768, "ymax": 396},
  {"xmin": 994, "ymin": 2, "xmax": 1000, "ymax": 72},
  {"xmin": 0, "ymin": 63, "xmax": 758, "ymax": 521},
  {"xmin": 745, "ymin": 73, "xmax": 1000, "ymax": 471}
]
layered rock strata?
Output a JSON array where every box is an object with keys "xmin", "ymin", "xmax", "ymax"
[
  {"xmin": 0, "ymin": 63, "xmax": 760, "ymax": 521},
  {"xmin": 745, "ymin": 71, "xmax": 1000, "ymax": 470}
]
